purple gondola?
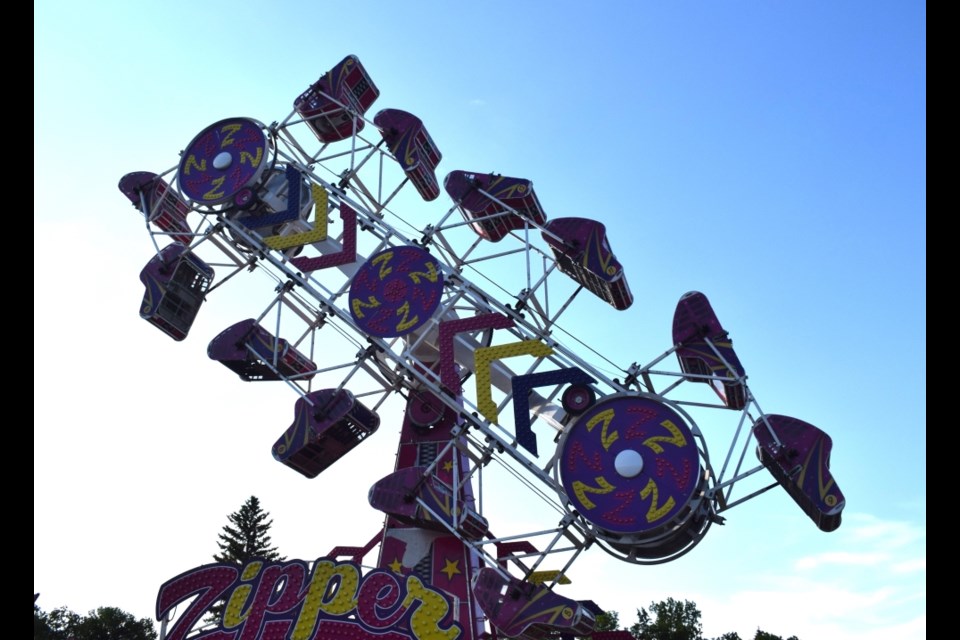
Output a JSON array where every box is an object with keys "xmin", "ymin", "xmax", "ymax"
[
  {"xmin": 207, "ymin": 318, "xmax": 316, "ymax": 382},
  {"xmin": 472, "ymin": 568, "xmax": 596, "ymax": 640},
  {"xmin": 294, "ymin": 55, "xmax": 380, "ymax": 144},
  {"xmin": 753, "ymin": 414, "xmax": 845, "ymax": 532},
  {"xmin": 138, "ymin": 243, "xmax": 214, "ymax": 341},
  {"xmin": 444, "ymin": 171, "xmax": 547, "ymax": 242},
  {"xmin": 672, "ymin": 291, "xmax": 747, "ymax": 409},
  {"xmin": 542, "ymin": 217, "xmax": 634, "ymax": 310},
  {"xmin": 273, "ymin": 389, "xmax": 380, "ymax": 479},
  {"xmin": 368, "ymin": 466, "xmax": 489, "ymax": 540},
  {"xmin": 118, "ymin": 171, "xmax": 192, "ymax": 245},
  {"xmin": 374, "ymin": 108, "xmax": 442, "ymax": 201}
]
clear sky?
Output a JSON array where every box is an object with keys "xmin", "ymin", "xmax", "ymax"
[{"xmin": 34, "ymin": 2, "xmax": 925, "ymax": 639}]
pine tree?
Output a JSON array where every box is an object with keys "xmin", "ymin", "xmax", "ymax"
[
  {"xmin": 207, "ymin": 496, "xmax": 285, "ymax": 624},
  {"xmin": 214, "ymin": 495, "xmax": 283, "ymax": 565}
]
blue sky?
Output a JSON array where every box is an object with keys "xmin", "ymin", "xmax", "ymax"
[{"xmin": 35, "ymin": 2, "xmax": 925, "ymax": 639}]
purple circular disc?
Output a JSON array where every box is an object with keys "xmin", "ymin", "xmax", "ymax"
[
  {"xmin": 177, "ymin": 117, "xmax": 269, "ymax": 205},
  {"xmin": 349, "ymin": 246, "xmax": 444, "ymax": 338},
  {"xmin": 559, "ymin": 394, "xmax": 701, "ymax": 535},
  {"xmin": 406, "ymin": 389, "xmax": 449, "ymax": 428}
]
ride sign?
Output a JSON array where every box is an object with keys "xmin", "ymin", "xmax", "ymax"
[{"xmin": 157, "ymin": 557, "xmax": 462, "ymax": 640}]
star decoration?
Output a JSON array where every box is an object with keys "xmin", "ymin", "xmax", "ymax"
[
  {"xmin": 441, "ymin": 558, "xmax": 461, "ymax": 580},
  {"xmin": 388, "ymin": 558, "xmax": 403, "ymax": 574}
]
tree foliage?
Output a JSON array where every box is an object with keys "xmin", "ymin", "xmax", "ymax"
[
  {"xmin": 34, "ymin": 601, "xmax": 156, "ymax": 640},
  {"xmin": 594, "ymin": 610, "xmax": 621, "ymax": 632},
  {"xmin": 752, "ymin": 631, "xmax": 799, "ymax": 640},
  {"xmin": 629, "ymin": 597, "xmax": 703, "ymax": 640},
  {"xmin": 214, "ymin": 495, "xmax": 284, "ymax": 565},
  {"xmin": 599, "ymin": 600, "xmax": 800, "ymax": 640},
  {"xmin": 207, "ymin": 495, "xmax": 285, "ymax": 624}
]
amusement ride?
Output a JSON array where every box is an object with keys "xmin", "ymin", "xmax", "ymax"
[{"xmin": 119, "ymin": 54, "xmax": 845, "ymax": 640}]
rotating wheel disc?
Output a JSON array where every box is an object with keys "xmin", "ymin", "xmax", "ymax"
[
  {"xmin": 349, "ymin": 246, "xmax": 444, "ymax": 338},
  {"xmin": 556, "ymin": 392, "xmax": 714, "ymax": 561},
  {"xmin": 177, "ymin": 117, "xmax": 271, "ymax": 208},
  {"xmin": 406, "ymin": 388, "xmax": 449, "ymax": 429}
]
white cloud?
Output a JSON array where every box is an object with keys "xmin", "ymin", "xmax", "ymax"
[
  {"xmin": 891, "ymin": 558, "xmax": 926, "ymax": 574},
  {"xmin": 700, "ymin": 583, "xmax": 924, "ymax": 640},
  {"xmin": 794, "ymin": 550, "xmax": 889, "ymax": 570},
  {"xmin": 793, "ymin": 512, "xmax": 925, "ymax": 573},
  {"xmin": 844, "ymin": 513, "xmax": 926, "ymax": 550},
  {"xmin": 691, "ymin": 513, "xmax": 926, "ymax": 639}
]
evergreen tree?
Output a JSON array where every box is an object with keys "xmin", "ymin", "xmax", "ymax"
[
  {"xmin": 208, "ymin": 495, "xmax": 285, "ymax": 624},
  {"xmin": 214, "ymin": 496, "xmax": 283, "ymax": 565}
]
